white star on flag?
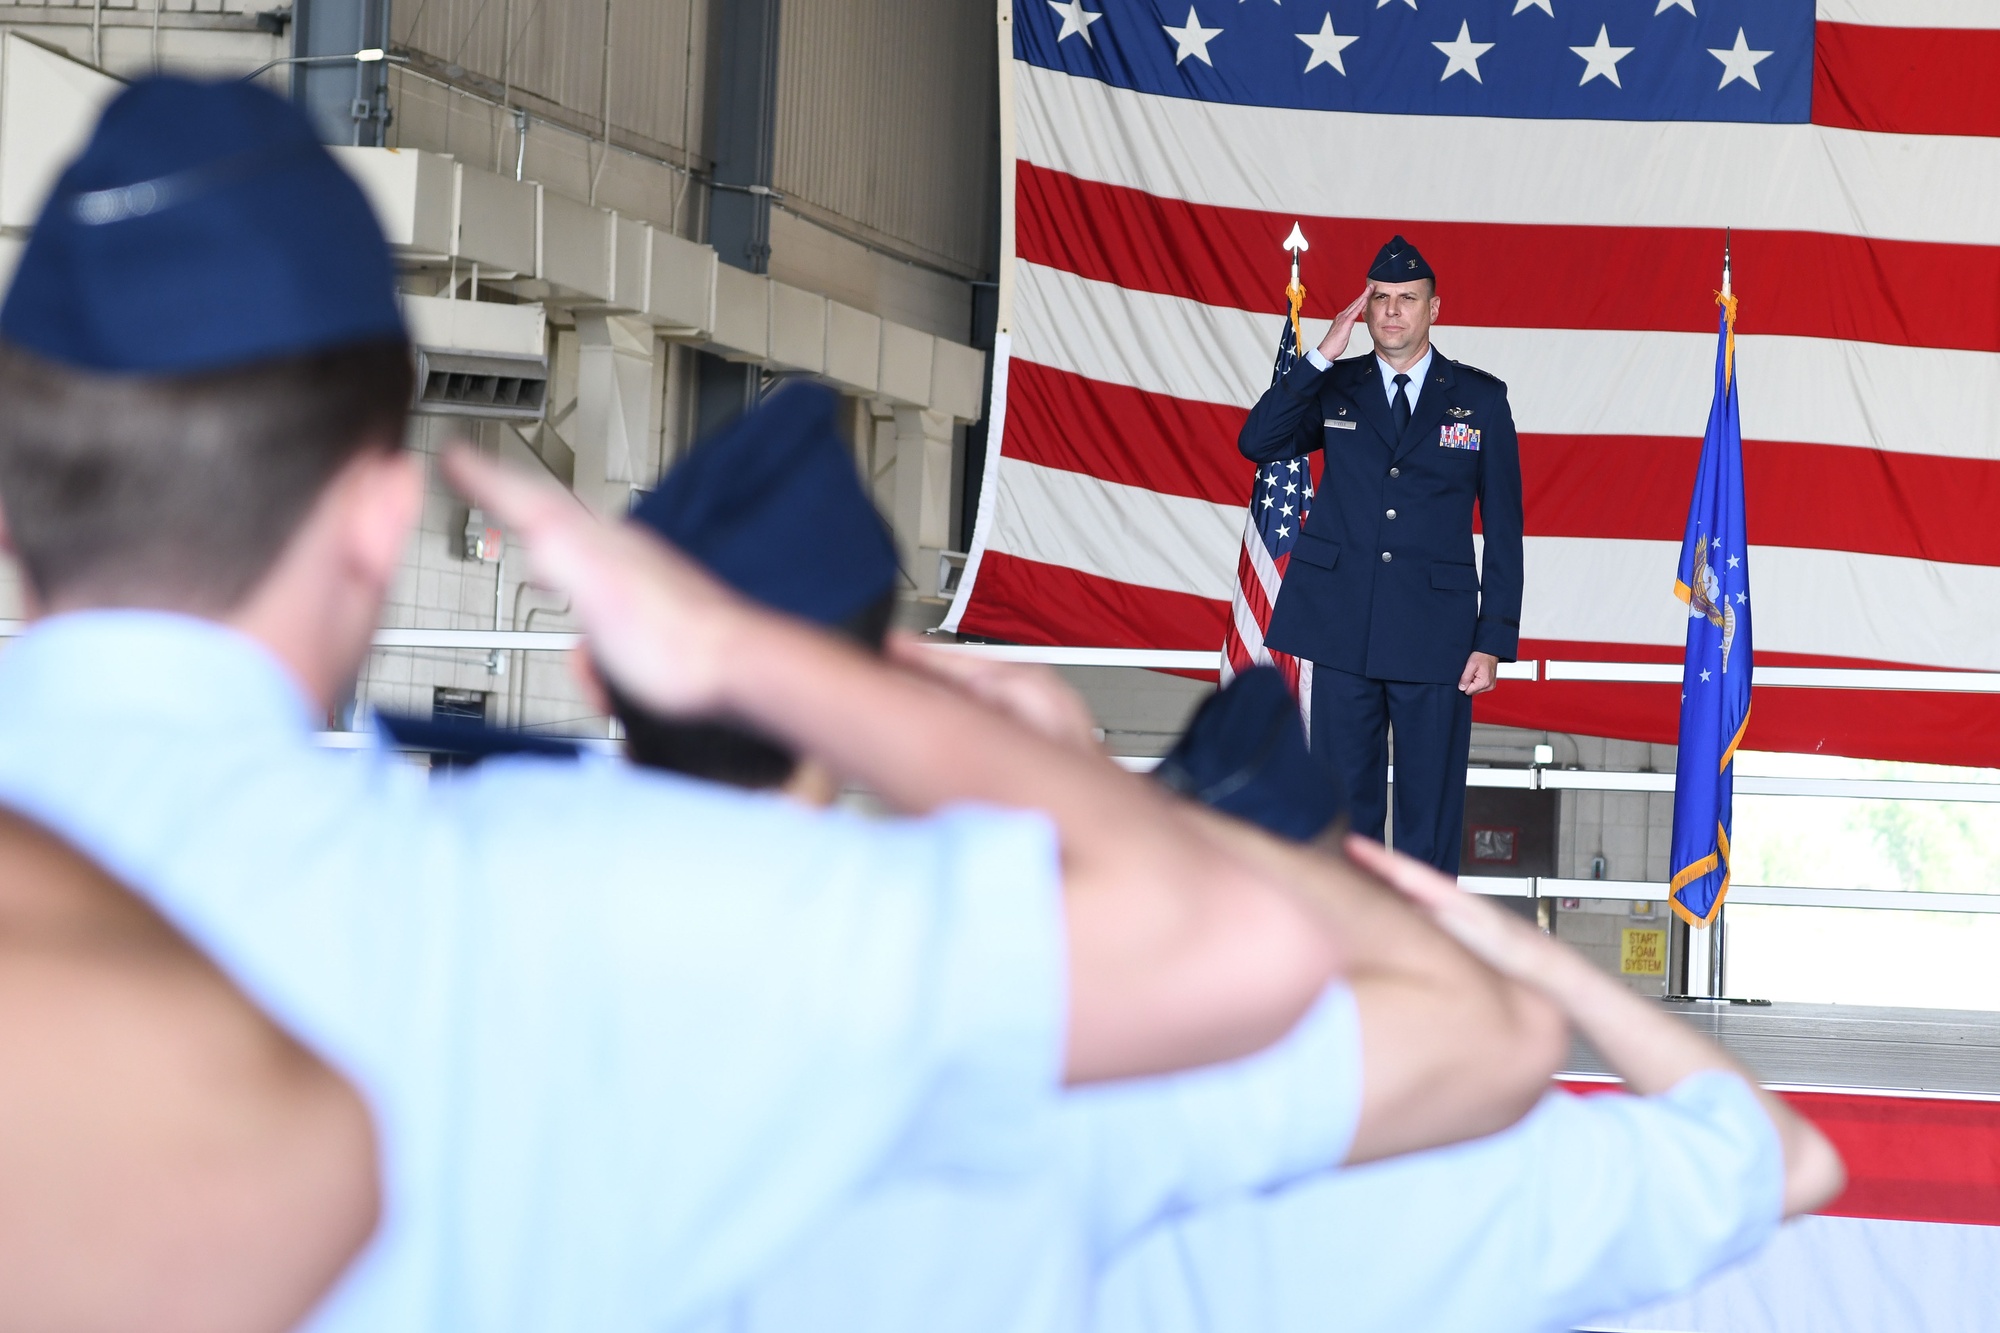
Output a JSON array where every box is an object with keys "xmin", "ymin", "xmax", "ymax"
[
  {"xmin": 1376, "ymin": 0, "xmax": 1417, "ymax": 9},
  {"xmin": 1287, "ymin": 460, "xmax": 1300, "ymax": 472},
  {"xmin": 1260, "ymin": 495, "xmax": 1274, "ymax": 509},
  {"xmin": 1162, "ymin": 6, "xmax": 1223, "ymax": 65},
  {"xmin": 1280, "ymin": 503, "xmax": 1294, "ymax": 517},
  {"xmin": 1727, "ymin": 554, "xmax": 1740, "ymax": 568},
  {"xmin": 1304, "ymin": 485, "xmax": 1315, "ymax": 498},
  {"xmin": 1735, "ymin": 591, "xmax": 1746, "ymax": 603},
  {"xmin": 1655, "ymin": 0, "xmax": 1695, "ymax": 14},
  {"xmin": 1047, "ymin": 0, "xmax": 1103, "ymax": 44},
  {"xmin": 1297, "ymin": 15, "xmax": 1360, "ymax": 74},
  {"xmin": 1285, "ymin": 481, "xmax": 1298, "ymax": 495},
  {"xmin": 1433, "ymin": 21, "xmax": 1494, "ymax": 83},
  {"xmin": 1700, "ymin": 669, "xmax": 1712, "ymax": 682},
  {"xmin": 1276, "ymin": 525, "xmax": 1291, "ymax": 538},
  {"xmin": 1571, "ymin": 25, "xmax": 1633, "ymax": 86},
  {"xmin": 1512, "ymin": 0, "xmax": 1553, "ymax": 14},
  {"xmin": 1709, "ymin": 28, "xmax": 1773, "ymax": 90}
]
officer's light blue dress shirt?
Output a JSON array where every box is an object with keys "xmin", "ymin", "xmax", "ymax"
[
  {"xmin": 0, "ymin": 612, "xmax": 1068, "ymax": 1333},
  {"xmin": 697, "ymin": 1001, "xmax": 1780, "ymax": 1332},
  {"xmin": 1302, "ymin": 344, "xmax": 1435, "ymax": 411},
  {"xmin": 1093, "ymin": 1070, "xmax": 1785, "ymax": 1333},
  {"xmin": 719, "ymin": 983, "xmax": 1364, "ymax": 1333}
]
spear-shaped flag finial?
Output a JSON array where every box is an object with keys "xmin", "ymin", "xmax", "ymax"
[
  {"xmin": 1283, "ymin": 222, "xmax": 1308, "ymax": 287},
  {"xmin": 1282, "ymin": 224, "xmax": 1308, "ymax": 346}
]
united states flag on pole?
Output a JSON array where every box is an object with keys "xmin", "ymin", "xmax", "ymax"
[
  {"xmin": 1218, "ymin": 266, "xmax": 1316, "ymax": 727},
  {"xmin": 944, "ymin": 0, "xmax": 2000, "ymax": 769}
]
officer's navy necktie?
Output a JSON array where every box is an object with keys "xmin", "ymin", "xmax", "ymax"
[{"xmin": 1391, "ymin": 372, "xmax": 1412, "ymax": 434}]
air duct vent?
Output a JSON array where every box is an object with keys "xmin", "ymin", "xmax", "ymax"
[{"xmin": 412, "ymin": 349, "xmax": 548, "ymax": 421}]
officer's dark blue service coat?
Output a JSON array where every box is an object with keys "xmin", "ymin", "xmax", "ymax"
[{"xmin": 1238, "ymin": 351, "xmax": 1524, "ymax": 685}]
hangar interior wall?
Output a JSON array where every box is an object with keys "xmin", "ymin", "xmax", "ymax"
[
  {"xmin": 0, "ymin": 1, "xmax": 1670, "ymax": 924},
  {"xmin": 0, "ymin": 0, "xmax": 1002, "ymax": 737}
]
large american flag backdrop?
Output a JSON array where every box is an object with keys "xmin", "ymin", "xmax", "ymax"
[{"xmin": 943, "ymin": 0, "xmax": 2000, "ymax": 770}]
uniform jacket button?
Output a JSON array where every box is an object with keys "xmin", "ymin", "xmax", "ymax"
[
  {"xmin": 1386, "ymin": 509, "xmax": 1397, "ymax": 520},
  {"xmin": 1389, "ymin": 467, "xmax": 1400, "ymax": 478},
  {"xmin": 1381, "ymin": 551, "xmax": 1392, "ymax": 563}
]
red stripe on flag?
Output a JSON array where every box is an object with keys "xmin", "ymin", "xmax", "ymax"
[
  {"xmin": 1791, "ymin": 1089, "xmax": 2000, "ymax": 1228},
  {"xmin": 1015, "ymin": 163, "xmax": 2000, "ymax": 354},
  {"xmin": 1006, "ymin": 359, "xmax": 1255, "ymax": 503},
  {"xmin": 1523, "ymin": 435, "xmax": 2000, "ymax": 567},
  {"xmin": 960, "ymin": 552, "xmax": 2000, "ymax": 764},
  {"xmin": 1224, "ymin": 552, "xmax": 1267, "ymax": 675},
  {"xmin": 1235, "ymin": 541, "xmax": 1275, "ymax": 630},
  {"xmin": 1556, "ymin": 1080, "xmax": 2000, "ymax": 1228},
  {"xmin": 956, "ymin": 551, "xmax": 1227, "ymax": 653},
  {"xmin": 1813, "ymin": 22, "xmax": 2000, "ymax": 140},
  {"xmin": 1479, "ymin": 640, "xmax": 2000, "ymax": 770},
  {"xmin": 1004, "ymin": 364, "xmax": 2000, "ymax": 567}
]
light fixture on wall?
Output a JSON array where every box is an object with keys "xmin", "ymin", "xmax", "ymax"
[{"xmin": 239, "ymin": 48, "xmax": 409, "ymax": 82}]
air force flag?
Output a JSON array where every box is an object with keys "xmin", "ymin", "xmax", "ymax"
[{"xmin": 1670, "ymin": 293, "xmax": 1754, "ymax": 928}]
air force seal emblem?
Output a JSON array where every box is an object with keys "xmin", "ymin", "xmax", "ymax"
[{"xmin": 1686, "ymin": 534, "xmax": 1739, "ymax": 674}]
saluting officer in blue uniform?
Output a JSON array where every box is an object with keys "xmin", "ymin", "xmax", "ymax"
[{"xmin": 1238, "ymin": 236, "xmax": 1524, "ymax": 874}]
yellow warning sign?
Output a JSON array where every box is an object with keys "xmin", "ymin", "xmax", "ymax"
[{"xmin": 1621, "ymin": 927, "xmax": 1667, "ymax": 976}]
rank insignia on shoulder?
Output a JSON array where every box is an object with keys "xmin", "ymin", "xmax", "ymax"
[
  {"xmin": 1446, "ymin": 406, "xmax": 1474, "ymax": 419},
  {"xmin": 1439, "ymin": 423, "xmax": 1481, "ymax": 451}
]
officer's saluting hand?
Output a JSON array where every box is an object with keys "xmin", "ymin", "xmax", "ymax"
[
  {"xmin": 1239, "ymin": 235, "xmax": 1525, "ymax": 876},
  {"xmin": 1314, "ymin": 286, "xmax": 1370, "ymax": 362}
]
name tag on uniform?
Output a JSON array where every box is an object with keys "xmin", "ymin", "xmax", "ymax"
[
  {"xmin": 1439, "ymin": 423, "xmax": 1481, "ymax": 451},
  {"xmin": 1324, "ymin": 418, "xmax": 1357, "ymax": 431}
]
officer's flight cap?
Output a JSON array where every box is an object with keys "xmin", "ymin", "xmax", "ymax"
[
  {"xmin": 1, "ymin": 77, "xmax": 405, "ymax": 374},
  {"xmin": 1153, "ymin": 667, "xmax": 1349, "ymax": 843},
  {"xmin": 631, "ymin": 382, "xmax": 901, "ymax": 628},
  {"xmin": 1367, "ymin": 234, "xmax": 1435, "ymax": 286}
]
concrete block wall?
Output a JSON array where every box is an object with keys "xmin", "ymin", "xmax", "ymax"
[
  {"xmin": 1475, "ymin": 722, "xmax": 1678, "ymax": 886},
  {"xmin": 1549, "ymin": 897, "xmax": 1673, "ymax": 998},
  {"xmin": 357, "ymin": 415, "xmax": 605, "ymax": 738}
]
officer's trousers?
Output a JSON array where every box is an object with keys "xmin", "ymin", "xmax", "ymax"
[{"xmin": 1310, "ymin": 665, "xmax": 1472, "ymax": 875}]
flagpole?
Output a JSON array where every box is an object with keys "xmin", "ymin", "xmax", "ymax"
[{"xmin": 1709, "ymin": 227, "xmax": 1731, "ymax": 998}]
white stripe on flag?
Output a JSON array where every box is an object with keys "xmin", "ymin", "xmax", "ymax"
[
  {"xmin": 1232, "ymin": 528, "xmax": 1280, "ymax": 664},
  {"xmin": 987, "ymin": 456, "xmax": 1241, "ymax": 599},
  {"xmin": 1816, "ymin": 0, "xmax": 2000, "ymax": 28},
  {"xmin": 1016, "ymin": 63, "xmax": 2000, "ymax": 246},
  {"xmin": 1242, "ymin": 518, "xmax": 1284, "ymax": 608},
  {"xmin": 1528, "ymin": 537, "xmax": 2000, "ymax": 671},
  {"xmin": 1015, "ymin": 263, "xmax": 2000, "ymax": 460},
  {"xmin": 1229, "ymin": 586, "xmax": 1273, "ymax": 668},
  {"xmin": 944, "ymin": 332, "xmax": 1013, "ymax": 635},
  {"xmin": 1297, "ymin": 659, "xmax": 1314, "ymax": 741},
  {"xmin": 987, "ymin": 453, "xmax": 2000, "ymax": 669}
]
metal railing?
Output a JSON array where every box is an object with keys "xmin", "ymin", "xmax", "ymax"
[
  {"xmin": 1453, "ymin": 875, "xmax": 2000, "ymax": 914},
  {"xmin": 4, "ymin": 621, "xmax": 1996, "ymax": 695},
  {"xmin": 30, "ymin": 622, "xmax": 1970, "ymax": 921}
]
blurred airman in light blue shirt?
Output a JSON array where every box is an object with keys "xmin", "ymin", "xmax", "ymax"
[
  {"xmin": 0, "ymin": 75, "xmax": 1361, "ymax": 1331},
  {"xmin": 643, "ymin": 665, "xmax": 1838, "ymax": 1333}
]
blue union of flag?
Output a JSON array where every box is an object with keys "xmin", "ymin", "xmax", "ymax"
[{"xmin": 1670, "ymin": 292, "xmax": 1755, "ymax": 927}]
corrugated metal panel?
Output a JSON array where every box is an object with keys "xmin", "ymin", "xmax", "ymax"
[
  {"xmin": 392, "ymin": 0, "xmax": 704, "ymax": 158},
  {"xmin": 773, "ymin": 0, "xmax": 996, "ymax": 276}
]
